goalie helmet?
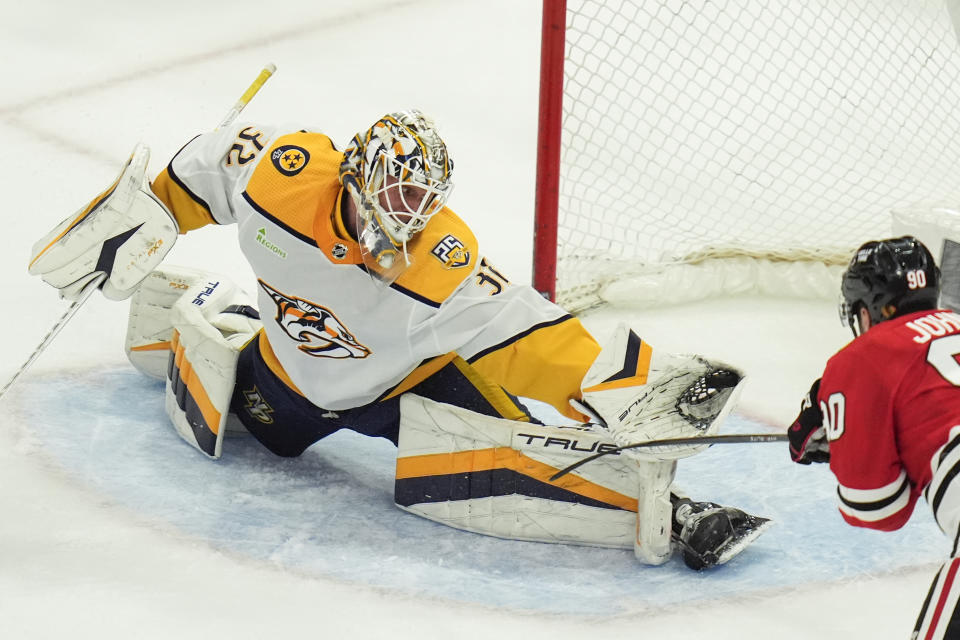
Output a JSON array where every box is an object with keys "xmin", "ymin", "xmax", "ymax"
[
  {"xmin": 340, "ymin": 109, "xmax": 454, "ymax": 244},
  {"xmin": 840, "ymin": 235, "xmax": 940, "ymax": 335}
]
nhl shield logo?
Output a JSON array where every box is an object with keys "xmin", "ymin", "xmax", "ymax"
[
  {"xmin": 271, "ymin": 145, "xmax": 310, "ymax": 176},
  {"xmin": 431, "ymin": 234, "xmax": 470, "ymax": 269}
]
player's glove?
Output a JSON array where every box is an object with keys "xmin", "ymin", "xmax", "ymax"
[
  {"xmin": 788, "ymin": 378, "xmax": 830, "ymax": 464},
  {"xmin": 28, "ymin": 144, "xmax": 178, "ymax": 301}
]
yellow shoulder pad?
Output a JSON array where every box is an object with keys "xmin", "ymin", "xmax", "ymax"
[
  {"xmin": 245, "ymin": 132, "xmax": 344, "ymax": 242},
  {"xmin": 392, "ymin": 208, "xmax": 478, "ymax": 305}
]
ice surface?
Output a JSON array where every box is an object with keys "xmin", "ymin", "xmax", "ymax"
[
  {"xmin": 0, "ymin": 1, "xmax": 947, "ymax": 638},
  {"xmin": 7, "ymin": 367, "xmax": 947, "ymax": 616}
]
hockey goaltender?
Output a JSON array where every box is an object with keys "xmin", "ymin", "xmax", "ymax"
[{"xmin": 28, "ymin": 107, "xmax": 769, "ymax": 570}]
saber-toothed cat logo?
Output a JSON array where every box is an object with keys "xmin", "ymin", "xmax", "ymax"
[{"xmin": 259, "ymin": 280, "xmax": 371, "ymax": 359}]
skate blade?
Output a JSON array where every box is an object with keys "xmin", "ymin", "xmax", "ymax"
[{"xmin": 716, "ymin": 516, "xmax": 773, "ymax": 566}]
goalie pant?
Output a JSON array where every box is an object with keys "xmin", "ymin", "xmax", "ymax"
[{"xmin": 230, "ymin": 330, "xmax": 537, "ymax": 454}]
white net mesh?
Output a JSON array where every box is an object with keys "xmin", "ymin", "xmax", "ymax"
[{"xmin": 556, "ymin": 0, "xmax": 960, "ymax": 311}]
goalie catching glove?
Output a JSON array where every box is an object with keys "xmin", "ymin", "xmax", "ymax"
[
  {"xmin": 580, "ymin": 324, "xmax": 745, "ymax": 461},
  {"xmin": 28, "ymin": 144, "xmax": 178, "ymax": 300}
]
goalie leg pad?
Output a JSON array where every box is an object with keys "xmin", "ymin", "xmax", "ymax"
[
  {"xmin": 125, "ymin": 265, "xmax": 212, "ymax": 379},
  {"xmin": 165, "ymin": 277, "xmax": 261, "ymax": 458},
  {"xmin": 634, "ymin": 460, "xmax": 677, "ymax": 565},
  {"xmin": 397, "ymin": 395, "xmax": 770, "ymax": 568},
  {"xmin": 398, "ymin": 394, "xmax": 643, "ymax": 550}
]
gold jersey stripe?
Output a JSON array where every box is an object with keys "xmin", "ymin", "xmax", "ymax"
[
  {"xmin": 152, "ymin": 167, "xmax": 216, "ymax": 232},
  {"xmin": 451, "ymin": 356, "xmax": 531, "ymax": 422},
  {"xmin": 256, "ymin": 330, "xmax": 306, "ymax": 397},
  {"xmin": 380, "ymin": 352, "xmax": 459, "ymax": 401},
  {"xmin": 316, "ymin": 188, "xmax": 363, "ymax": 263},
  {"xmin": 395, "ymin": 447, "xmax": 637, "ymax": 512},
  {"xmin": 390, "ymin": 208, "xmax": 478, "ymax": 305}
]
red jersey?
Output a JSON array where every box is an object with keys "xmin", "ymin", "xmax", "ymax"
[{"xmin": 820, "ymin": 309, "xmax": 960, "ymax": 531}]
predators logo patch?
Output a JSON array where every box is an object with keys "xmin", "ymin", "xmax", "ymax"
[
  {"xmin": 242, "ymin": 387, "xmax": 275, "ymax": 424},
  {"xmin": 259, "ymin": 280, "xmax": 371, "ymax": 359},
  {"xmin": 271, "ymin": 145, "xmax": 310, "ymax": 176},
  {"xmin": 431, "ymin": 234, "xmax": 470, "ymax": 269}
]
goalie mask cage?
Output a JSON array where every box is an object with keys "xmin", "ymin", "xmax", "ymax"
[{"xmin": 533, "ymin": 0, "xmax": 960, "ymax": 312}]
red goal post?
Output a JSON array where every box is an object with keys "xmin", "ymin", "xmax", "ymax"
[
  {"xmin": 533, "ymin": 0, "xmax": 567, "ymax": 305},
  {"xmin": 533, "ymin": 0, "xmax": 960, "ymax": 313}
]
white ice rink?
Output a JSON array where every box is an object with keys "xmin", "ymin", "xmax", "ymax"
[{"xmin": 0, "ymin": 2, "xmax": 948, "ymax": 638}]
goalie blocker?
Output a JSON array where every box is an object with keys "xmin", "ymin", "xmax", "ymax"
[{"xmin": 396, "ymin": 327, "xmax": 770, "ymax": 569}]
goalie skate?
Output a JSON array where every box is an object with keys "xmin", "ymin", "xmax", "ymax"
[{"xmin": 671, "ymin": 498, "xmax": 772, "ymax": 570}]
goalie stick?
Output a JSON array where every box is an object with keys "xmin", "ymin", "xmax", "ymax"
[
  {"xmin": 0, "ymin": 63, "xmax": 277, "ymax": 404},
  {"xmin": 218, "ymin": 63, "xmax": 276, "ymax": 129},
  {"xmin": 0, "ymin": 273, "xmax": 106, "ymax": 401},
  {"xmin": 549, "ymin": 432, "xmax": 789, "ymax": 481}
]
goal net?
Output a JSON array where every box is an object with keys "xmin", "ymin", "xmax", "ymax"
[{"xmin": 534, "ymin": 0, "xmax": 960, "ymax": 312}]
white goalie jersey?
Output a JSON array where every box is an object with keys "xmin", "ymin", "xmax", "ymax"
[{"xmin": 149, "ymin": 123, "xmax": 601, "ymax": 417}]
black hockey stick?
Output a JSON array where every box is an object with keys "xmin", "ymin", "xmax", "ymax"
[{"xmin": 549, "ymin": 433, "xmax": 788, "ymax": 481}]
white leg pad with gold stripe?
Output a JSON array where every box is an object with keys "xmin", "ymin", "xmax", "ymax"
[
  {"xmin": 165, "ymin": 277, "xmax": 260, "ymax": 459},
  {"xmin": 125, "ymin": 265, "xmax": 212, "ymax": 379},
  {"xmin": 396, "ymin": 394, "xmax": 661, "ymax": 554}
]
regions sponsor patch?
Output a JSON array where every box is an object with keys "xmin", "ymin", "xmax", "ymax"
[
  {"xmin": 255, "ymin": 227, "xmax": 288, "ymax": 259},
  {"xmin": 271, "ymin": 145, "xmax": 310, "ymax": 176},
  {"xmin": 431, "ymin": 234, "xmax": 470, "ymax": 269}
]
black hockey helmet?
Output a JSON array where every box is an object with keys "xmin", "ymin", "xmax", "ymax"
[{"xmin": 840, "ymin": 236, "xmax": 940, "ymax": 335}]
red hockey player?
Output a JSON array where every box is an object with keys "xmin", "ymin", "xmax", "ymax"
[{"xmin": 789, "ymin": 235, "xmax": 960, "ymax": 639}]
